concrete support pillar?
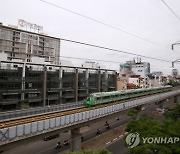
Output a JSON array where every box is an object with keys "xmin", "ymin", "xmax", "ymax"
[
  {"xmin": 114, "ymin": 71, "xmax": 117, "ymax": 91},
  {"xmin": 86, "ymin": 69, "xmax": 89, "ymax": 95},
  {"xmin": 104, "ymin": 70, "xmax": 108, "ymax": 92},
  {"xmin": 97, "ymin": 70, "xmax": 101, "ymax": 92},
  {"xmin": 174, "ymin": 96, "xmax": 178, "ymax": 103},
  {"xmin": 42, "ymin": 65, "xmax": 47, "ymax": 106},
  {"xmin": 70, "ymin": 128, "xmax": 81, "ymax": 151},
  {"xmin": 74, "ymin": 68, "xmax": 78, "ymax": 102},
  {"xmin": 158, "ymin": 100, "xmax": 164, "ymax": 109},
  {"xmin": 59, "ymin": 67, "xmax": 63, "ymax": 103},
  {"xmin": 21, "ymin": 63, "xmax": 26, "ymax": 101}
]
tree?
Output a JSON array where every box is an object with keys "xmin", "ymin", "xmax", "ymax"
[
  {"xmin": 67, "ymin": 148, "xmax": 111, "ymax": 154},
  {"xmin": 124, "ymin": 114, "xmax": 180, "ymax": 154},
  {"xmin": 167, "ymin": 79, "xmax": 180, "ymax": 87},
  {"xmin": 126, "ymin": 109, "xmax": 139, "ymax": 117},
  {"xmin": 164, "ymin": 104, "xmax": 180, "ymax": 121}
]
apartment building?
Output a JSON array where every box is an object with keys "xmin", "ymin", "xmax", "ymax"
[{"xmin": 0, "ymin": 23, "xmax": 60, "ymax": 65}]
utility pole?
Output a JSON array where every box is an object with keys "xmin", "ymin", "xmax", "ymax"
[{"xmin": 172, "ymin": 42, "xmax": 180, "ymax": 67}]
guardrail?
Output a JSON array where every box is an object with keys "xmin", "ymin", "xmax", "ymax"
[
  {"xmin": 0, "ymin": 102, "xmax": 85, "ymax": 121},
  {"xmin": 0, "ymin": 90, "xmax": 179, "ymax": 145}
]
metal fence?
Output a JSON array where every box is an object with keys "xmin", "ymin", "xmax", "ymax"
[{"xmin": 0, "ymin": 102, "xmax": 85, "ymax": 121}]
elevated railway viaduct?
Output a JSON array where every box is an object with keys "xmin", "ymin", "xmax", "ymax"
[{"xmin": 0, "ymin": 89, "xmax": 180, "ymax": 152}]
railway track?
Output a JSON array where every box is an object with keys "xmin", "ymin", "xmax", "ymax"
[{"xmin": 0, "ymin": 90, "xmax": 175, "ymax": 129}]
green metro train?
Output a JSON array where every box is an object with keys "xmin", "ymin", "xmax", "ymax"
[{"xmin": 86, "ymin": 85, "xmax": 172, "ymax": 107}]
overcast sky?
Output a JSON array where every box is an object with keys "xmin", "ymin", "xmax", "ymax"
[{"xmin": 1, "ymin": 0, "xmax": 180, "ymax": 75}]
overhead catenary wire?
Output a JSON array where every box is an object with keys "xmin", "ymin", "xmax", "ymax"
[{"xmin": 40, "ymin": 0, "xmax": 172, "ymax": 50}]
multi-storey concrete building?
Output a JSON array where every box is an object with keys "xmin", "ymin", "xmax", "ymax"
[
  {"xmin": 0, "ymin": 23, "xmax": 60, "ymax": 65},
  {"xmin": 0, "ymin": 61, "xmax": 117, "ymax": 111},
  {"xmin": 120, "ymin": 58, "xmax": 150, "ymax": 79}
]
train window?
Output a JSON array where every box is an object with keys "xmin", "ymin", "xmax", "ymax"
[
  {"xmin": 103, "ymin": 96, "xmax": 110, "ymax": 99},
  {"xmin": 96, "ymin": 97, "xmax": 101, "ymax": 100}
]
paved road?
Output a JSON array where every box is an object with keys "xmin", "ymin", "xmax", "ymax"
[{"xmin": 107, "ymin": 137, "xmax": 128, "ymax": 154}]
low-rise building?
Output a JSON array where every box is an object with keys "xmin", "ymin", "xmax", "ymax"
[
  {"xmin": 116, "ymin": 78, "xmax": 127, "ymax": 90},
  {"xmin": 172, "ymin": 69, "xmax": 179, "ymax": 77}
]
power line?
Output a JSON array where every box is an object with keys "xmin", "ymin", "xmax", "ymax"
[
  {"xmin": 40, "ymin": 0, "xmax": 168, "ymax": 49},
  {"xmin": 22, "ymin": 35, "xmax": 172, "ymax": 64},
  {"xmin": 60, "ymin": 38, "xmax": 171, "ymax": 63},
  {"xmin": 30, "ymin": 52, "xmax": 173, "ymax": 68},
  {"xmin": 26, "ymin": 37, "xmax": 172, "ymax": 63},
  {"xmin": 148, "ymin": 0, "xmax": 176, "ymax": 20},
  {"xmin": 161, "ymin": 0, "xmax": 180, "ymax": 22},
  {"xmin": 61, "ymin": 56, "xmax": 176, "ymax": 69},
  {"xmin": 60, "ymin": 56, "xmax": 121, "ymax": 64}
]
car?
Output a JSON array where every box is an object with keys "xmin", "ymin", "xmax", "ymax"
[
  {"xmin": 64, "ymin": 140, "xmax": 69, "ymax": 146},
  {"xmin": 43, "ymin": 134, "xmax": 59, "ymax": 141}
]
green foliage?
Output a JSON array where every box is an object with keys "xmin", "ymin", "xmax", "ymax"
[
  {"xmin": 125, "ymin": 113, "xmax": 180, "ymax": 154},
  {"xmin": 164, "ymin": 104, "xmax": 180, "ymax": 121},
  {"xmin": 126, "ymin": 109, "xmax": 139, "ymax": 116},
  {"xmin": 167, "ymin": 79, "xmax": 180, "ymax": 87},
  {"xmin": 21, "ymin": 102, "xmax": 31, "ymax": 109},
  {"xmin": 67, "ymin": 148, "xmax": 111, "ymax": 154}
]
